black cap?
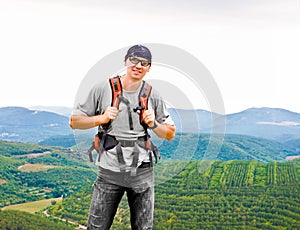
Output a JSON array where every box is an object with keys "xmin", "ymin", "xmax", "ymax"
[{"xmin": 124, "ymin": 45, "xmax": 152, "ymax": 63}]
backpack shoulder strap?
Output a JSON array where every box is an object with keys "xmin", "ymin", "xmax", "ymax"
[
  {"xmin": 101, "ymin": 76, "xmax": 122, "ymax": 131},
  {"xmin": 138, "ymin": 80, "xmax": 152, "ymax": 127},
  {"xmin": 109, "ymin": 76, "xmax": 122, "ymax": 109}
]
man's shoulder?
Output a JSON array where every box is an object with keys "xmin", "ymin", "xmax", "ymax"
[
  {"xmin": 91, "ymin": 79, "xmax": 110, "ymax": 92},
  {"xmin": 147, "ymin": 84, "xmax": 161, "ymax": 98}
]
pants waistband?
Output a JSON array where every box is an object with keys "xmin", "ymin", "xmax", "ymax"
[{"xmin": 116, "ymin": 135, "xmax": 148, "ymax": 148}]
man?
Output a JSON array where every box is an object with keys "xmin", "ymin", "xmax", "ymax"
[{"xmin": 70, "ymin": 44, "xmax": 175, "ymax": 230}]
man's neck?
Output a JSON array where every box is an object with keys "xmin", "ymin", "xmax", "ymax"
[{"xmin": 121, "ymin": 75, "xmax": 142, "ymax": 92}]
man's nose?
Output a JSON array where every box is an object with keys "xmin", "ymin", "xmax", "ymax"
[{"xmin": 135, "ymin": 62, "xmax": 142, "ymax": 68}]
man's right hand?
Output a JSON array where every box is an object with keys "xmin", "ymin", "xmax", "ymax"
[{"xmin": 102, "ymin": 106, "xmax": 121, "ymax": 123}]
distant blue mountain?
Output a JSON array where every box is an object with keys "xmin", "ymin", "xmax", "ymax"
[
  {"xmin": 169, "ymin": 107, "xmax": 300, "ymax": 142},
  {"xmin": 168, "ymin": 108, "xmax": 214, "ymax": 133},
  {"xmin": 1, "ymin": 106, "xmax": 300, "ymax": 143},
  {"xmin": 29, "ymin": 106, "xmax": 72, "ymax": 117},
  {"xmin": 0, "ymin": 107, "xmax": 72, "ymax": 143},
  {"xmin": 225, "ymin": 107, "xmax": 300, "ymax": 141}
]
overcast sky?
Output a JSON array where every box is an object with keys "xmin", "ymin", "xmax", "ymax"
[{"xmin": 1, "ymin": 0, "xmax": 300, "ymax": 114}]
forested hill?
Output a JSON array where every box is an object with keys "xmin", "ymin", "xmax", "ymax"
[
  {"xmin": 48, "ymin": 160, "xmax": 300, "ymax": 229},
  {"xmin": 151, "ymin": 133, "xmax": 298, "ymax": 162},
  {"xmin": 0, "ymin": 140, "xmax": 97, "ymax": 208},
  {"xmin": 40, "ymin": 132, "xmax": 298, "ymax": 162},
  {"xmin": 1, "ymin": 138, "xmax": 300, "ymax": 229},
  {"xmin": 0, "ymin": 209, "xmax": 74, "ymax": 230}
]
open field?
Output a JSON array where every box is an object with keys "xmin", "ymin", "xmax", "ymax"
[
  {"xmin": 2, "ymin": 197, "xmax": 62, "ymax": 214},
  {"xmin": 27, "ymin": 151, "xmax": 52, "ymax": 158},
  {"xmin": 0, "ymin": 179, "xmax": 8, "ymax": 185},
  {"xmin": 18, "ymin": 163, "xmax": 58, "ymax": 172}
]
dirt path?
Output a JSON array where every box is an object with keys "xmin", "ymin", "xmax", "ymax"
[{"xmin": 43, "ymin": 210, "xmax": 87, "ymax": 229}]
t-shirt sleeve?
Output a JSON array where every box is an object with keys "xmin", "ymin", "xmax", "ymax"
[
  {"xmin": 72, "ymin": 82, "xmax": 104, "ymax": 116},
  {"xmin": 150, "ymin": 88, "xmax": 175, "ymax": 126}
]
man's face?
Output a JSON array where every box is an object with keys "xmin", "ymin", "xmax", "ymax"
[{"xmin": 125, "ymin": 56, "xmax": 151, "ymax": 80}]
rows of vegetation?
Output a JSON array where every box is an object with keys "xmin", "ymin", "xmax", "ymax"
[
  {"xmin": 47, "ymin": 160, "xmax": 300, "ymax": 229},
  {"xmin": 153, "ymin": 161, "xmax": 300, "ymax": 229}
]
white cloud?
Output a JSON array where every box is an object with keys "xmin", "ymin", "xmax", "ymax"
[{"xmin": 257, "ymin": 121, "xmax": 300, "ymax": 126}]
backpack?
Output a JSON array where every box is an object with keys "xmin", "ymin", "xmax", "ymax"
[
  {"xmin": 87, "ymin": 76, "xmax": 160, "ymax": 174},
  {"xmin": 107, "ymin": 75, "xmax": 152, "ymax": 130}
]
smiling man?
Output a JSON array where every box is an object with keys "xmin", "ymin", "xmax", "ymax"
[{"xmin": 70, "ymin": 44, "xmax": 175, "ymax": 230}]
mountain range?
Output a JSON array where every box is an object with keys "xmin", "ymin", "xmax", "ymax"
[
  {"xmin": 29, "ymin": 106, "xmax": 72, "ymax": 117},
  {"xmin": 0, "ymin": 107, "xmax": 72, "ymax": 143},
  {"xmin": 1, "ymin": 106, "xmax": 300, "ymax": 145},
  {"xmin": 168, "ymin": 107, "xmax": 300, "ymax": 142}
]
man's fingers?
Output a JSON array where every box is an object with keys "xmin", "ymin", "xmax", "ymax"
[
  {"xmin": 142, "ymin": 110, "xmax": 155, "ymax": 125},
  {"xmin": 104, "ymin": 107, "xmax": 122, "ymax": 120}
]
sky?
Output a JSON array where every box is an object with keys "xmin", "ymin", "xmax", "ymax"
[{"xmin": 0, "ymin": 0, "xmax": 300, "ymax": 114}]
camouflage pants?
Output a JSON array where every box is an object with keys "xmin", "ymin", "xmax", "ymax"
[{"xmin": 87, "ymin": 175, "xmax": 154, "ymax": 230}]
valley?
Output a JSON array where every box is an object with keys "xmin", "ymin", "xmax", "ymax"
[
  {"xmin": 1, "ymin": 139, "xmax": 300, "ymax": 229},
  {"xmin": 1, "ymin": 106, "xmax": 300, "ymax": 229}
]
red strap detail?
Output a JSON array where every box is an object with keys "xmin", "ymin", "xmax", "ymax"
[
  {"xmin": 109, "ymin": 76, "xmax": 122, "ymax": 109},
  {"xmin": 94, "ymin": 134, "xmax": 100, "ymax": 151},
  {"xmin": 145, "ymin": 139, "xmax": 151, "ymax": 149}
]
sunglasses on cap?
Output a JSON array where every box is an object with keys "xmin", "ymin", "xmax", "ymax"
[{"xmin": 128, "ymin": 57, "xmax": 150, "ymax": 67}]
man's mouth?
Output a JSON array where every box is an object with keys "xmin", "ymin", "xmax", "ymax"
[{"xmin": 133, "ymin": 68, "xmax": 143, "ymax": 73}]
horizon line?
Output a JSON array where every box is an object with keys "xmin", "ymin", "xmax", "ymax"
[{"xmin": 0, "ymin": 105, "xmax": 300, "ymax": 116}]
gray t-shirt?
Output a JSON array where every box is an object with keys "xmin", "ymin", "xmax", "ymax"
[{"xmin": 73, "ymin": 78, "xmax": 174, "ymax": 172}]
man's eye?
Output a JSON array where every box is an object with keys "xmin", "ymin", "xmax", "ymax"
[{"xmin": 131, "ymin": 58, "xmax": 139, "ymax": 63}]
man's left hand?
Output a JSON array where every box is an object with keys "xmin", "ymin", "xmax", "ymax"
[{"xmin": 142, "ymin": 109, "xmax": 155, "ymax": 127}]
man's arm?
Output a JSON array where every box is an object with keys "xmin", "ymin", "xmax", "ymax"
[
  {"xmin": 69, "ymin": 114, "xmax": 102, "ymax": 130},
  {"xmin": 150, "ymin": 123, "xmax": 175, "ymax": 141},
  {"xmin": 69, "ymin": 107, "xmax": 120, "ymax": 130}
]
